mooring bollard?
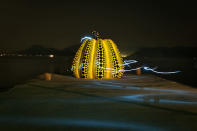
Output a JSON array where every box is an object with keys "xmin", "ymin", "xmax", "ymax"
[
  {"xmin": 136, "ymin": 68, "xmax": 141, "ymax": 75},
  {"xmin": 44, "ymin": 73, "xmax": 52, "ymax": 81}
]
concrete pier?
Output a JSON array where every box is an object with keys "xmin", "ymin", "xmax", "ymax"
[{"xmin": 0, "ymin": 74, "xmax": 197, "ymax": 130}]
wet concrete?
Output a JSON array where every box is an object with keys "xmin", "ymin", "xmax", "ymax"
[{"xmin": 0, "ymin": 74, "xmax": 197, "ymax": 131}]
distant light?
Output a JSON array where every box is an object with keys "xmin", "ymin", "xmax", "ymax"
[
  {"xmin": 80, "ymin": 36, "xmax": 92, "ymax": 42},
  {"xmin": 49, "ymin": 54, "xmax": 54, "ymax": 58},
  {"xmin": 17, "ymin": 54, "xmax": 23, "ymax": 56}
]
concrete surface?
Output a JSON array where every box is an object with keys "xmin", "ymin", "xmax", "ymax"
[{"xmin": 0, "ymin": 74, "xmax": 197, "ymax": 131}]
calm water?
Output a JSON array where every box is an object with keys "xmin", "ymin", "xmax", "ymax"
[
  {"xmin": 132, "ymin": 57, "xmax": 197, "ymax": 88},
  {"xmin": 0, "ymin": 56, "xmax": 71, "ymax": 89},
  {"xmin": 0, "ymin": 56, "xmax": 196, "ymax": 90}
]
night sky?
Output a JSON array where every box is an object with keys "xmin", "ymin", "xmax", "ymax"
[{"xmin": 1, "ymin": 0, "xmax": 197, "ymax": 51}]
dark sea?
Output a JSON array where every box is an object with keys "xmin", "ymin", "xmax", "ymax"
[
  {"xmin": 0, "ymin": 56, "xmax": 71, "ymax": 90},
  {"xmin": 0, "ymin": 56, "xmax": 196, "ymax": 90},
  {"xmin": 130, "ymin": 57, "xmax": 197, "ymax": 88}
]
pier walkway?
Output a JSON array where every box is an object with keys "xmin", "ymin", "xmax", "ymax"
[{"xmin": 0, "ymin": 74, "xmax": 197, "ymax": 130}]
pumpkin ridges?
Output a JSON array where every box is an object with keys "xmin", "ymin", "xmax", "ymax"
[
  {"xmin": 103, "ymin": 39, "xmax": 112, "ymax": 79},
  {"xmin": 88, "ymin": 39, "xmax": 96, "ymax": 79},
  {"xmin": 109, "ymin": 39, "xmax": 124, "ymax": 78},
  {"xmin": 80, "ymin": 40, "xmax": 92, "ymax": 78},
  {"xmin": 106, "ymin": 40, "xmax": 119, "ymax": 78},
  {"xmin": 72, "ymin": 39, "xmax": 88, "ymax": 78},
  {"xmin": 72, "ymin": 37, "xmax": 124, "ymax": 79},
  {"xmin": 95, "ymin": 39, "xmax": 106, "ymax": 79}
]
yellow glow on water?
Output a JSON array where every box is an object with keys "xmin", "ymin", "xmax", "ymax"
[{"xmin": 121, "ymin": 53, "xmax": 128, "ymax": 58}]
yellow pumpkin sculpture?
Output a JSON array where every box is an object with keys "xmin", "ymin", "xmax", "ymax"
[{"xmin": 72, "ymin": 31, "xmax": 124, "ymax": 79}]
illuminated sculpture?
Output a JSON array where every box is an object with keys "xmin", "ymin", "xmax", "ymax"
[{"xmin": 72, "ymin": 31, "xmax": 124, "ymax": 79}]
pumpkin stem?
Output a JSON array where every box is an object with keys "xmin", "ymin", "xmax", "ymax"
[{"xmin": 92, "ymin": 30, "xmax": 100, "ymax": 39}]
